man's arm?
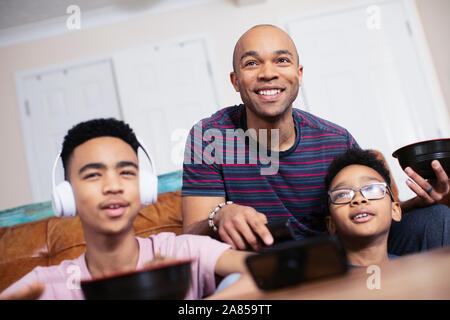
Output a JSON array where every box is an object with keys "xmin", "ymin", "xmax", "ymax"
[
  {"xmin": 182, "ymin": 195, "xmax": 225, "ymax": 237},
  {"xmin": 182, "ymin": 196, "xmax": 273, "ymax": 250}
]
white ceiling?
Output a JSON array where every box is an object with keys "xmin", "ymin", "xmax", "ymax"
[{"xmin": 0, "ymin": 0, "xmax": 196, "ymax": 30}]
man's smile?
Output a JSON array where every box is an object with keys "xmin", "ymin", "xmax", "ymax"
[{"xmin": 254, "ymin": 86, "xmax": 285, "ymax": 101}]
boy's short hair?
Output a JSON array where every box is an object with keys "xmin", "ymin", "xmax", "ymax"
[
  {"xmin": 325, "ymin": 148, "xmax": 392, "ymax": 193},
  {"xmin": 60, "ymin": 118, "xmax": 140, "ymax": 179}
]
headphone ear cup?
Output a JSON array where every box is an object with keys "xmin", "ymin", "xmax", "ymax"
[
  {"xmin": 139, "ymin": 170, "xmax": 158, "ymax": 206},
  {"xmin": 52, "ymin": 181, "xmax": 76, "ymax": 218}
]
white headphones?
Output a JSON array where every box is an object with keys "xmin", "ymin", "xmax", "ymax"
[{"xmin": 51, "ymin": 137, "xmax": 158, "ymax": 218}]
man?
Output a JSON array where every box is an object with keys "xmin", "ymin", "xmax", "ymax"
[
  {"xmin": 1, "ymin": 118, "xmax": 250, "ymax": 300},
  {"xmin": 182, "ymin": 24, "xmax": 449, "ymax": 254}
]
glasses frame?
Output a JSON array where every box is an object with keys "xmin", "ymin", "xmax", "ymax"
[{"xmin": 328, "ymin": 182, "xmax": 394, "ymax": 205}]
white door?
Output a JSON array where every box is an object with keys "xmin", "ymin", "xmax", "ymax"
[
  {"xmin": 286, "ymin": 0, "xmax": 447, "ymax": 200},
  {"xmin": 113, "ymin": 37, "xmax": 219, "ymax": 175},
  {"xmin": 18, "ymin": 60, "xmax": 122, "ymax": 203}
]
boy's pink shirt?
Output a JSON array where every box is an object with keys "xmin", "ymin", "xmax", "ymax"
[{"xmin": 1, "ymin": 232, "xmax": 231, "ymax": 300}]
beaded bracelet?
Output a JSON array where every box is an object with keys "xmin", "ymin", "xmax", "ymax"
[{"xmin": 208, "ymin": 201, "xmax": 233, "ymax": 232}]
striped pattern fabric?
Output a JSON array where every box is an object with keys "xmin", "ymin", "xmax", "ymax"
[{"xmin": 182, "ymin": 104, "xmax": 359, "ymax": 239}]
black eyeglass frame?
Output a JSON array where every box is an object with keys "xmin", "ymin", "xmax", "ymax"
[{"xmin": 328, "ymin": 182, "xmax": 394, "ymax": 205}]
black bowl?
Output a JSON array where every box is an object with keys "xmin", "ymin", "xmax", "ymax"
[
  {"xmin": 392, "ymin": 138, "xmax": 450, "ymax": 180},
  {"xmin": 81, "ymin": 259, "xmax": 192, "ymax": 300}
]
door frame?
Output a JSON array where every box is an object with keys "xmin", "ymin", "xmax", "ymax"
[
  {"xmin": 15, "ymin": 55, "xmax": 123, "ymax": 202},
  {"xmin": 280, "ymin": 0, "xmax": 449, "ymax": 138}
]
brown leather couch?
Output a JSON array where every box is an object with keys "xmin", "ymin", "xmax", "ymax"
[{"xmin": 0, "ymin": 190, "xmax": 183, "ymax": 293}]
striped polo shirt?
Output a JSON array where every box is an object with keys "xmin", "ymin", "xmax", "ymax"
[{"xmin": 182, "ymin": 104, "xmax": 359, "ymax": 239}]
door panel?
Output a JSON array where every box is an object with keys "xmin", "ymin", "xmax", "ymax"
[
  {"xmin": 20, "ymin": 60, "xmax": 122, "ymax": 202},
  {"xmin": 287, "ymin": 1, "xmax": 442, "ymax": 200}
]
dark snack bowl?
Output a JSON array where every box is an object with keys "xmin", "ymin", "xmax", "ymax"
[
  {"xmin": 81, "ymin": 259, "xmax": 192, "ymax": 300},
  {"xmin": 392, "ymin": 138, "xmax": 450, "ymax": 180}
]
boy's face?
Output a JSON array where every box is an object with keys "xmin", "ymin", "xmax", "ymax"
[
  {"xmin": 326, "ymin": 164, "xmax": 401, "ymax": 240},
  {"xmin": 68, "ymin": 136, "xmax": 141, "ymax": 236}
]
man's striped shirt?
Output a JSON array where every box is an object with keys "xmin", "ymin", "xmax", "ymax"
[{"xmin": 182, "ymin": 104, "xmax": 359, "ymax": 238}]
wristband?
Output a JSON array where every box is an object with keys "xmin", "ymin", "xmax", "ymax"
[{"xmin": 208, "ymin": 201, "xmax": 233, "ymax": 232}]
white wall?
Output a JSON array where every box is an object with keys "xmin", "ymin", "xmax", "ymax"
[{"xmin": 0, "ymin": 0, "xmax": 448, "ymax": 210}]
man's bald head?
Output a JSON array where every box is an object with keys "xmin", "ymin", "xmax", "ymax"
[{"xmin": 232, "ymin": 24, "xmax": 300, "ymax": 72}]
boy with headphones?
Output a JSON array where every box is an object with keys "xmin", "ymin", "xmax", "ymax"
[{"xmin": 1, "ymin": 118, "xmax": 250, "ymax": 300}]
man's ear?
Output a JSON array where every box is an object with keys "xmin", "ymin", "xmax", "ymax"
[
  {"xmin": 391, "ymin": 201, "xmax": 402, "ymax": 222},
  {"xmin": 325, "ymin": 215, "xmax": 337, "ymax": 235},
  {"xmin": 297, "ymin": 64, "xmax": 303, "ymax": 83},
  {"xmin": 230, "ymin": 72, "xmax": 240, "ymax": 92}
]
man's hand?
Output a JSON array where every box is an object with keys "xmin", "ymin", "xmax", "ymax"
[
  {"xmin": 215, "ymin": 203, "xmax": 273, "ymax": 250},
  {"xmin": 403, "ymin": 160, "xmax": 449, "ymax": 210},
  {"xmin": 0, "ymin": 282, "xmax": 45, "ymax": 300}
]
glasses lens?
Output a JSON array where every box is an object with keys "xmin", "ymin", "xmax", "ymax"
[
  {"xmin": 331, "ymin": 189, "xmax": 354, "ymax": 204},
  {"xmin": 361, "ymin": 183, "xmax": 386, "ymax": 200}
]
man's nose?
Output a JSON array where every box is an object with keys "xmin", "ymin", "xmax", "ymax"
[{"xmin": 258, "ymin": 62, "xmax": 278, "ymax": 81}]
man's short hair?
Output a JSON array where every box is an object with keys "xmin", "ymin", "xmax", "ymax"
[
  {"xmin": 325, "ymin": 148, "xmax": 392, "ymax": 191},
  {"xmin": 60, "ymin": 118, "xmax": 140, "ymax": 179}
]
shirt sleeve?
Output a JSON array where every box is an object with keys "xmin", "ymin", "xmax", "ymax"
[{"xmin": 182, "ymin": 122, "xmax": 226, "ymax": 197}]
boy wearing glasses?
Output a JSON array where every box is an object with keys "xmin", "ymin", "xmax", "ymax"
[{"xmin": 324, "ymin": 148, "xmax": 402, "ymax": 267}]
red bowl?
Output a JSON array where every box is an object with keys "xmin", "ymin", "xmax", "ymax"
[
  {"xmin": 392, "ymin": 138, "xmax": 450, "ymax": 179},
  {"xmin": 81, "ymin": 259, "xmax": 192, "ymax": 300}
]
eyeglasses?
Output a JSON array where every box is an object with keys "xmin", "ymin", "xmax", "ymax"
[{"xmin": 328, "ymin": 182, "xmax": 393, "ymax": 205}]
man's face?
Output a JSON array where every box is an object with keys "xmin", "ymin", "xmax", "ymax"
[
  {"xmin": 230, "ymin": 26, "xmax": 303, "ymax": 122},
  {"xmin": 326, "ymin": 165, "xmax": 401, "ymax": 241},
  {"xmin": 68, "ymin": 136, "xmax": 141, "ymax": 236}
]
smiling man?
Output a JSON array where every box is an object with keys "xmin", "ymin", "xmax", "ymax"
[
  {"xmin": 182, "ymin": 24, "xmax": 359, "ymax": 249},
  {"xmin": 182, "ymin": 24, "xmax": 449, "ymax": 255}
]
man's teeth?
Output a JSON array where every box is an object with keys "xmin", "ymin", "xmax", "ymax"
[
  {"xmin": 258, "ymin": 89, "xmax": 281, "ymax": 96},
  {"xmin": 353, "ymin": 213, "xmax": 369, "ymax": 220}
]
